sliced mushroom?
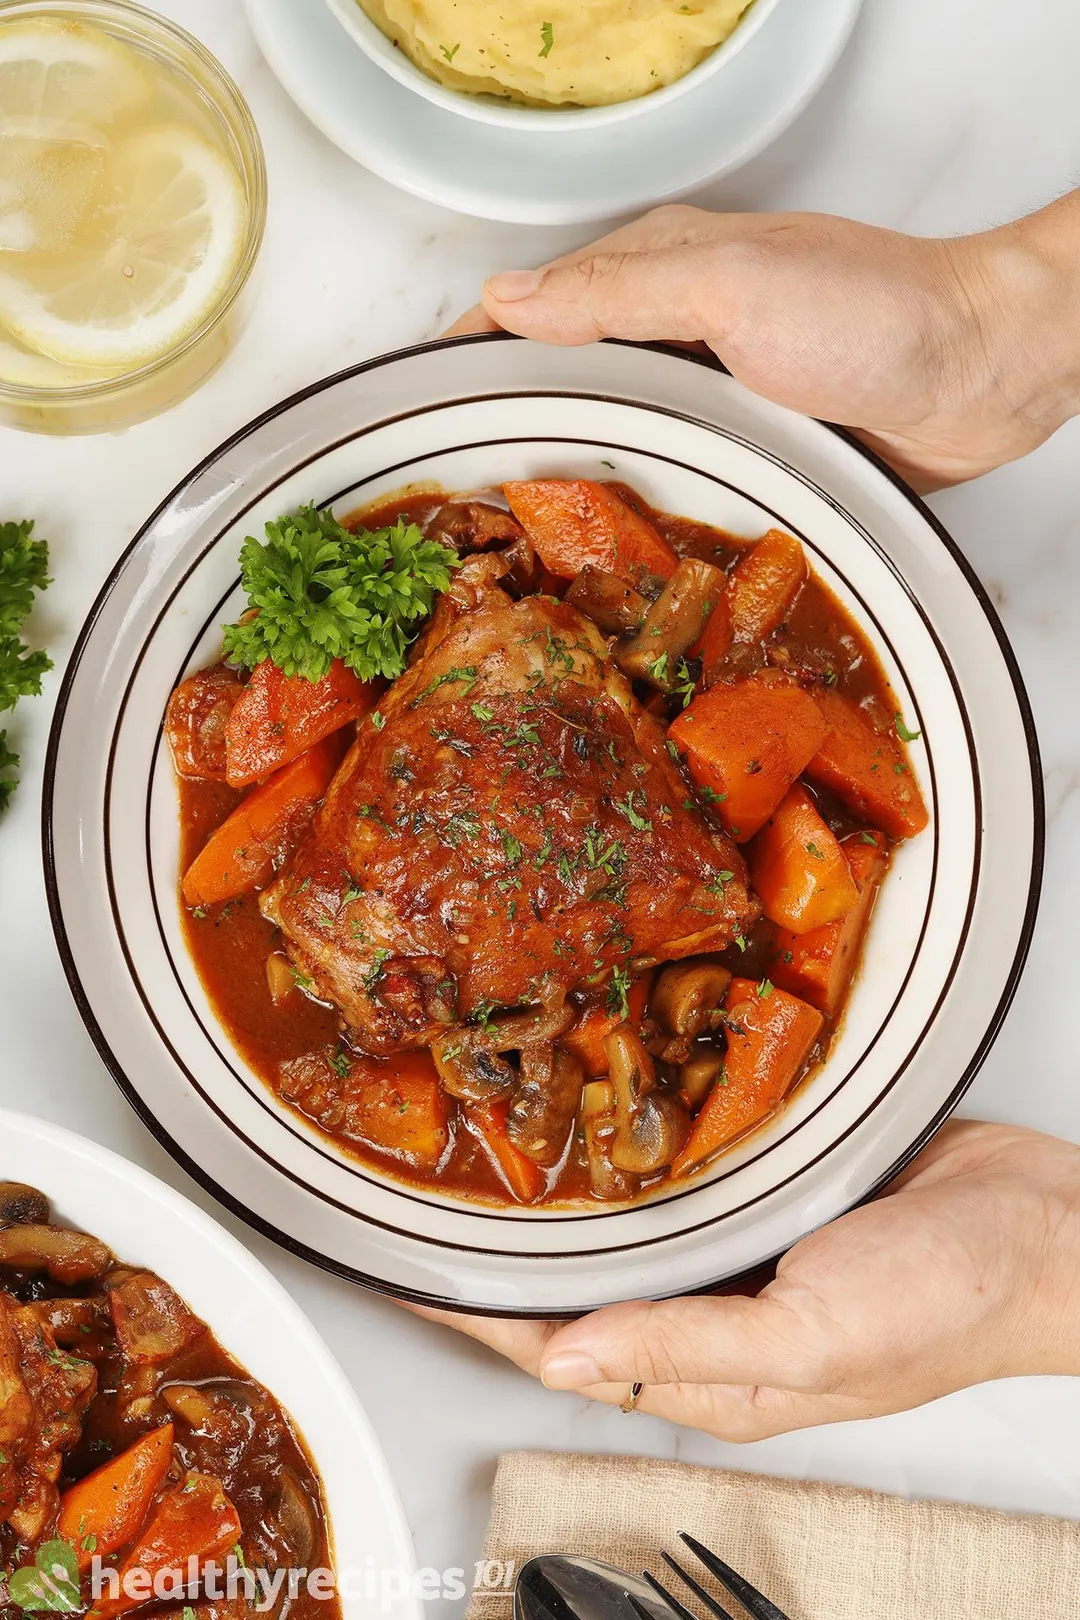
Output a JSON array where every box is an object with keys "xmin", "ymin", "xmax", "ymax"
[
  {"xmin": 679, "ymin": 1047, "xmax": 726, "ymax": 1108},
  {"xmin": 0, "ymin": 1182, "xmax": 50, "ymax": 1228},
  {"xmin": 651, "ymin": 960, "xmax": 732, "ymax": 1038},
  {"xmin": 430, "ymin": 1035, "xmax": 516, "ymax": 1103},
  {"xmin": 272, "ymin": 1467, "xmax": 320, "ymax": 1568},
  {"xmin": 163, "ymin": 1381, "xmax": 219, "ymax": 1428},
  {"xmin": 27, "ymin": 1296, "xmax": 108, "ymax": 1346},
  {"xmin": 604, "ymin": 1025, "xmax": 691, "ymax": 1174},
  {"xmin": 565, "ymin": 565, "xmax": 648, "ymax": 635},
  {"xmin": 580, "ymin": 1081, "xmax": 638, "ymax": 1202},
  {"xmin": 506, "ymin": 1045, "xmax": 584, "ymax": 1166},
  {"xmin": 614, "ymin": 559, "xmax": 728, "ymax": 687},
  {"xmin": 117, "ymin": 1360, "xmax": 161, "ymax": 1422},
  {"xmin": 0, "ymin": 1223, "xmax": 112, "ymax": 1284},
  {"xmin": 427, "ymin": 500, "xmax": 524, "ymax": 554},
  {"xmin": 499, "ymin": 535, "xmax": 542, "ymax": 597},
  {"xmin": 459, "ymin": 983, "xmax": 574, "ymax": 1054}
]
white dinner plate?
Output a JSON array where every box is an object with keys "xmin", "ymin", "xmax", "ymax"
[
  {"xmin": 44, "ymin": 336, "xmax": 1042, "ymax": 1315},
  {"xmin": 241, "ymin": 0, "xmax": 864, "ymax": 224},
  {"xmin": 2, "ymin": 1108, "xmax": 419, "ymax": 1620}
]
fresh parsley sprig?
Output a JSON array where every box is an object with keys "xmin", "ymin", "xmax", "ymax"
[
  {"xmin": 0, "ymin": 520, "xmax": 52, "ymax": 814},
  {"xmin": 222, "ymin": 504, "xmax": 458, "ymax": 685}
]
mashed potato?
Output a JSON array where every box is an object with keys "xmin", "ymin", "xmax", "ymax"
[{"xmin": 358, "ymin": 0, "xmax": 758, "ymax": 108}]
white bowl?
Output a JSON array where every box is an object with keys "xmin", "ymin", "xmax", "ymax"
[
  {"xmin": 2, "ymin": 1109, "xmax": 419, "ymax": 1620},
  {"xmin": 245, "ymin": 0, "xmax": 864, "ymax": 226},
  {"xmin": 323, "ymin": 0, "xmax": 785, "ymax": 130},
  {"xmin": 44, "ymin": 336, "xmax": 1042, "ymax": 1316}
]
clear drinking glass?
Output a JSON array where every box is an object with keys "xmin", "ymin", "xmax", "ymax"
[{"xmin": 0, "ymin": 0, "xmax": 266, "ymax": 433}]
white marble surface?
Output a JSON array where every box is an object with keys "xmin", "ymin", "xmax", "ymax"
[{"xmin": 3, "ymin": 0, "xmax": 1080, "ymax": 1604}]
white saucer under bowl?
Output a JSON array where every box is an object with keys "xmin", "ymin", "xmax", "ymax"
[
  {"xmin": 242, "ymin": 0, "xmax": 864, "ymax": 224},
  {"xmin": 44, "ymin": 336, "xmax": 1042, "ymax": 1316}
]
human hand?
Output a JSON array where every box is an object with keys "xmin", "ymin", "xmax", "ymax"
[
  {"xmin": 448, "ymin": 197, "xmax": 1080, "ymax": 491},
  {"xmin": 406, "ymin": 1120, "xmax": 1080, "ymax": 1439}
]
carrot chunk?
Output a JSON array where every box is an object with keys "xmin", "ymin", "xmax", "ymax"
[
  {"xmin": 696, "ymin": 590, "xmax": 733, "ymax": 686},
  {"xmin": 346, "ymin": 1051, "xmax": 450, "ymax": 1168},
  {"xmin": 225, "ymin": 658, "xmax": 378, "ymax": 787},
  {"xmin": 671, "ymin": 978, "xmax": 824, "ymax": 1175},
  {"xmin": 771, "ymin": 833, "xmax": 888, "ymax": 1015},
  {"xmin": 560, "ymin": 973, "xmax": 654, "ymax": 1077},
  {"xmin": 182, "ymin": 732, "xmax": 347, "ymax": 907},
  {"xmin": 804, "ymin": 689, "xmax": 928, "ymax": 839},
  {"xmin": 58, "ymin": 1423, "xmax": 174, "ymax": 1570},
  {"xmin": 668, "ymin": 677, "xmax": 830, "ymax": 841},
  {"xmin": 748, "ymin": 783, "xmax": 859, "ymax": 933},
  {"xmin": 90, "ymin": 1473, "xmax": 242, "ymax": 1620},
  {"xmin": 502, "ymin": 480, "xmax": 678, "ymax": 583},
  {"xmin": 469, "ymin": 1098, "xmax": 545, "ymax": 1203},
  {"xmin": 727, "ymin": 529, "xmax": 807, "ymax": 642}
]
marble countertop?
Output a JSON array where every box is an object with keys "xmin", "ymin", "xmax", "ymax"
[{"xmin": 3, "ymin": 0, "xmax": 1080, "ymax": 1604}]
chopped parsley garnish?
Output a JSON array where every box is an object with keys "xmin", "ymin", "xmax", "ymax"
[
  {"xmin": 756, "ymin": 978, "xmax": 774, "ymax": 998},
  {"xmin": 806, "ymin": 841, "xmax": 825, "ymax": 860},
  {"xmin": 605, "ymin": 965, "xmax": 632, "ymax": 1018},
  {"xmin": 501, "ymin": 830, "xmax": 522, "ymax": 864},
  {"xmin": 222, "ymin": 505, "xmax": 456, "ymax": 684},
  {"xmin": 646, "ymin": 652, "xmax": 669, "ymax": 684},
  {"xmin": 363, "ymin": 948, "xmax": 392, "ymax": 994},
  {"xmin": 673, "ymin": 659, "xmax": 696, "ymax": 707},
  {"xmin": 895, "ymin": 714, "xmax": 921, "ymax": 743},
  {"xmin": 539, "ymin": 20, "xmax": 554, "ymax": 55},
  {"xmin": 471, "ymin": 998, "xmax": 501, "ymax": 1033},
  {"xmin": 440, "ymin": 42, "xmax": 460, "ymax": 61},
  {"xmin": 706, "ymin": 869, "xmax": 735, "ymax": 894},
  {"xmin": 859, "ymin": 830, "xmax": 879, "ymax": 845},
  {"xmin": 417, "ymin": 664, "xmax": 478, "ymax": 702},
  {"xmin": 614, "ymin": 789, "xmax": 652, "ymax": 831}
]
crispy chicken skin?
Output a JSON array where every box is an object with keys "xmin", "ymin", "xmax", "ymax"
[{"xmin": 263, "ymin": 573, "xmax": 758, "ymax": 1056}]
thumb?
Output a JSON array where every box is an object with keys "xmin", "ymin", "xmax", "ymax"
[
  {"xmin": 482, "ymin": 242, "xmax": 725, "ymax": 346},
  {"xmin": 538, "ymin": 1293, "xmax": 823, "ymax": 1392}
]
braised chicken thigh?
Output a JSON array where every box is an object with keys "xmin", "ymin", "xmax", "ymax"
[{"xmin": 262, "ymin": 574, "xmax": 756, "ymax": 1056}]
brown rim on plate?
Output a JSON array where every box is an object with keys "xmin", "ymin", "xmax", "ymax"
[{"xmin": 41, "ymin": 334, "xmax": 1043, "ymax": 1315}]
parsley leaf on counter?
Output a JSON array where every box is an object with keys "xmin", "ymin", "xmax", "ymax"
[
  {"xmin": 222, "ymin": 504, "xmax": 458, "ymax": 685},
  {"xmin": 0, "ymin": 520, "xmax": 52, "ymax": 813}
]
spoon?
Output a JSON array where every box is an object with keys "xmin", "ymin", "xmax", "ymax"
[{"xmin": 514, "ymin": 1555, "xmax": 675, "ymax": 1620}]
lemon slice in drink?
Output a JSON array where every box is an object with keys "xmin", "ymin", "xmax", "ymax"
[
  {"xmin": 0, "ymin": 334, "xmax": 117, "ymax": 388},
  {"xmin": 0, "ymin": 18, "xmax": 152, "ymax": 125},
  {"xmin": 0, "ymin": 123, "xmax": 247, "ymax": 369},
  {"xmin": 0, "ymin": 18, "xmax": 150, "ymax": 254}
]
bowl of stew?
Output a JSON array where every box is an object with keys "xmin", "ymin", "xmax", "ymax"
[
  {"xmin": 0, "ymin": 1109, "xmax": 418, "ymax": 1618},
  {"xmin": 44, "ymin": 336, "xmax": 1042, "ymax": 1315}
]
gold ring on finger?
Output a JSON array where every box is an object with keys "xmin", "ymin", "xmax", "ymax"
[{"xmin": 621, "ymin": 1380, "xmax": 644, "ymax": 1414}]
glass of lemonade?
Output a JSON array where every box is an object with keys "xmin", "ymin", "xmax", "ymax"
[{"xmin": 0, "ymin": 0, "xmax": 266, "ymax": 433}]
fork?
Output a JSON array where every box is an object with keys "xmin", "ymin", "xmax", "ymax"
[{"xmin": 629, "ymin": 1530, "xmax": 791, "ymax": 1620}]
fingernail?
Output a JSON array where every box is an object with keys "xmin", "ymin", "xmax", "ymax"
[
  {"xmin": 540, "ymin": 1350, "xmax": 603, "ymax": 1390},
  {"xmin": 486, "ymin": 269, "xmax": 544, "ymax": 303}
]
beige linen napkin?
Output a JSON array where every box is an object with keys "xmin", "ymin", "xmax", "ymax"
[{"xmin": 469, "ymin": 1451, "xmax": 1080, "ymax": 1620}]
